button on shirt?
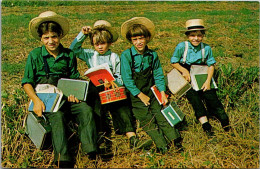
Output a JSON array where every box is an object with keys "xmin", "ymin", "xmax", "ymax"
[
  {"xmin": 171, "ymin": 41, "xmax": 216, "ymax": 66},
  {"xmin": 22, "ymin": 45, "xmax": 80, "ymax": 87},
  {"xmin": 70, "ymin": 32, "xmax": 123, "ymax": 85},
  {"xmin": 120, "ymin": 46, "xmax": 166, "ymax": 96}
]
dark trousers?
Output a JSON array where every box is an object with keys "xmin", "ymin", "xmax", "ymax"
[
  {"xmin": 87, "ymin": 82, "xmax": 135, "ymax": 135},
  {"xmin": 45, "ymin": 101, "xmax": 97, "ymax": 162},
  {"xmin": 130, "ymin": 93, "xmax": 180, "ymax": 148},
  {"xmin": 185, "ymin": 89, "xmax": 229, "ymax": 127}
]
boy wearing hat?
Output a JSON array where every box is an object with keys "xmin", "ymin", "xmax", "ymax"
[
  {"xmin": 120, "ymin": 17, "xmax": 183, "ymax": 154},
  {"xmin": 70, "ymin": 20, "xmax": 151, "ymax": 149},
  {"xmin": 170, "ymin": 19, "xmax": 230, "ymax": 136},
  {"xmin": 22, "ymin": 11, "xmax": 98, "ymax": 168}
]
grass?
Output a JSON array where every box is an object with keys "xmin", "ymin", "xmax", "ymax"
[{"xmin": 1, "ymin": 1, "xmax": 259, "ymax": 168}]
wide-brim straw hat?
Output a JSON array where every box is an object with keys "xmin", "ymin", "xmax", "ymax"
[
  {"xmin": 181, "ymin": 19, "xmax": 207, "ymax": 33},
  {"xmin": 29, "ymin": 11, "xmax": 69, "ymax": 41},
  {"xmin": 121, "ymin": 17, "xmax": 155, "ymax": 43},
  {"xmin": 93, "ymin": 20, "xmax": 118, "ymax": 42}
]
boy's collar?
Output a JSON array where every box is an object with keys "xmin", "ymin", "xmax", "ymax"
[
  {"xmin": 96, "ymin": 49, "xmax": 111, "ymax": 56},
  {"xmin": 187, "ymin": 41, "xmax": 202, "ymax": 50},
  {"xmin": 131, "ymin": 46, "xmax": 152, "ymax": 55},
  {"xmin": 42, "ymin": 44, "xmax": 69, "ymax": 58}
]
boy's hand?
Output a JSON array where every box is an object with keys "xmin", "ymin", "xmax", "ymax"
[
  {"xmin": 82, "ymin": 26, "xmax": 92, "ymax": 35},
  {"xmin": 160, "ymin": 91, "xmax": 168, "ymax": 105},
  {"xmin": 68, "ymin": 95, "xmax": 80, "ymax": 103},
  {"xmin": 33, "ymin": 98, "xmax": 45, "ymax": 117},
  {"xmin": 182, "ymin": 69, "xmax": 191, "ymax": 82},
  {"xmin": 138, "ymin": 92, "xmax": 150, "ymax": 106},
  {"xmin": 104, "ymin": 79, "xmax": 112, "ymax": 88},
  {"xmin": 201, "ymin": 79, "xmax": 211, "ymax": 91}
]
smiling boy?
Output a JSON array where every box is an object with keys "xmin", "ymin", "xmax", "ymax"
[
  {"xmin": 120, "ymin": 17, "xmax": 183, "ymax": 154},
  {"xmin": 22, "ymin": 11, "xmax": 98, "ymax": 168},
  {"xmin": 171, "ymin": 19, "xmax": 230, "ymax": 136}
]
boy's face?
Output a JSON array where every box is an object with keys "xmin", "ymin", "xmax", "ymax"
[
  {"xmin": 41, "ymin": 31, "xmax": 61, "ymax": 54},
  {"xmin": 93, "ymin": 37, "xmax": 111, "ymax": 55},
  {"xmin": 131, "ymin": 35, "xmax": 149, "ymax": 54},
  {"xmin": 187, "ymin": 30, "xmax": 204, "ymax": 47}
]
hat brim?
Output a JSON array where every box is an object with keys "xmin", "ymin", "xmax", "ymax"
[
  {"xmin": 121, "ymin": 17, "xmax": 155, "ymax": 43},
  {"xmin": 103, "ymin": 27, "xmax": 119, "ymax": 43},
  {"xmin": 181, "ymin": 28, "xmax": 207, "ymax": 34},
  {"xmin": 29, "ymin": 15, "xmax": 69, "ymax": 41}
]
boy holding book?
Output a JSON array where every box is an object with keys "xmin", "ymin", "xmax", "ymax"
[
  {"xmin": 120, "ymin": 17, "xmax": 183, "ymax": 154},
  {"xmin": 22, "ymin": 11, "xmax": 98, "ymax": 168},
  {"xmin": 170, "ymin": 19, "xmax": 230, "ymax": 136},
  {"xmin": 70, "ymin": 20, "xmax": 151, "ymax": 149}
]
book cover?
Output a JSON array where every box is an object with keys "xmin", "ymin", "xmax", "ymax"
[
  {"xmin": 84, "ymin": 63, "xmax": 115, "ymax": 86},
  {"xmin": 167, "ymin": 69, "xmax": 191, "ymax": 98},
  {"xmin": 194, "ymin": 74, "xmax": 216, "ymax": 90},
  {"xmin": 190, "ymin": 65, "xmax": 218, "ymax": 91},
  {"xmin": 151, "ymin": 85, "xmax": 169, "ymax": 105},
  {"xmin": 161, "ymin": 102, "xmax": 185, "ymax": 127},
  {"xmin": 57, "ymin": 78, "xmax": 89, "ymax": 101},
  {"xmin": 28, "ymin": 93, "xmax": 60, "ymax": 112}
]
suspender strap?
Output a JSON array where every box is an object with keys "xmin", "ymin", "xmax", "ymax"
[
  {"xmin": 110, "ymin": 52, "xmax": 116, "ymax": 74},
  {"xmin": 129, "ymin": 48, "xmax": 135, "ymax": 73},
  {"xmin": 43, "ymin": 56, "xmax": 50, "ymax": 79},
  {"xmin": 182, "ymin": 41, "xmax": 205, "ymax": 64},
  {"xmin": 201, "ymin": 42, "xmax": 205, "ymax": 63},
  {"xmin": 182, "ymin": 41, "xmax": 189, "ymax": 64}
]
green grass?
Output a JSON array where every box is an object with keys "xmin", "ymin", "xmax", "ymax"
[{"xmin": 1, "ymin": 1, "xmax": 259, "ymax": 168}]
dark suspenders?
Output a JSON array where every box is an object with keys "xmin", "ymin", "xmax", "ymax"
[{"xmin": 43, "ymin": 56, "xmax": 50, "ymax": 79}]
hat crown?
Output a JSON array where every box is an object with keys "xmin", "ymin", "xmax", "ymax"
[
  {"xmin": 94, "ymin": 20, "xmax": 112, "ymax": 28},
  {"xmin": 38, "ymin": 11, "xmax": 58, "ymax": 18},
  {"xmin": 185, "ymin": 19, "xmax": 205, "ymax": 28}
]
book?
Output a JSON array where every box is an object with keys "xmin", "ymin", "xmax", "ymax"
[
  {"xmin": 28, "ymin": 93, "xmax": 60, "ymax": 112},
  {"xmin": 57, "ymin": 78, "xmax": 89, "ymax": 101},
  {"xmin": 151, "ymin": 85, "xmax": 169, "ymax": 105},
  {"xmin": 84, "ymin": 63, "xmax": 115, "ymax": 86},
  {"xmin": 194, "ymin": 74, "xmax": 216, "ymax": 90},
  {"xmin": 190, "ymin": 65, "xmax": 218, "ymax": 91},
  {"xmin": 167, "ymin": 69, "xmax": 191, "ymax": 98},
  {"xmin": 161, "ymin": 102, "xmax": 185, "ymax": 127},
  {"xmin": 34, "ymin": 84, "xmax": 64, "ymax": 112},
  {"xmin": 25, "ymin": 112, "xmax": 52, "ymax": 150}
]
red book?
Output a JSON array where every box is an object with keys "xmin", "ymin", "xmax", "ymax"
[
  {"xmin": 84, "ymin": 63, "xmax": 115, "ymax": 86},
  {"xmin": 151, "ymin": 85, "xmax": 169, "ymax": 105}
]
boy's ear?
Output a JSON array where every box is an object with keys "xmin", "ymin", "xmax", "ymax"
[{"xmin": 146, "ymin": 36, "xmax": 150, "ymax": 42}]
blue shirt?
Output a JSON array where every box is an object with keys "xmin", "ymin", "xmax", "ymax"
[
  {"xmin": 171, "ymin": 41, "xmax": 216, "ymax": 66},
  {"xmin": 70, "ymin": 32, "xmax": 123, "ymax": 85},
  {"xmin": 121, "ymin": 46, "xmax": 166, "ymax": 96}
]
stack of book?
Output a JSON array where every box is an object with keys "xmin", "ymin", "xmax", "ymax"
[{"xmin": 167, "ymin": 69, "xmax": 191, "ymax": 98}]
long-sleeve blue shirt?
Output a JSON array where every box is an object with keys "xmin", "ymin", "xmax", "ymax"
[
  {"xmin": 120, "ymin": 46, "xmax": 166, "ymax": 96},
  {"xmin": 70, "ymin": 31, "xmax": 123, "ymax": 85}
]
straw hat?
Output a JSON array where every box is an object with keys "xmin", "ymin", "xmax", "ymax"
[
  {"xmin": 121, "ymin": 17, "xmax": 155, "ymax": 42},
  {"xmin": 29, "ymin": 11, "xmax": 69, "ymax": 41},
  {"xmin": 181, "ymin": 19, "xmax": 207, "ymax": 33},
  {"xmin": 93, "ymin": 20, "xmax": 118, "ymax": 42}
]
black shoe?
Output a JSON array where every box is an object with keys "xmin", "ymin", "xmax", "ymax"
[
  {"xmin": 174, "ymin": 137, "xmax": 184, "ymax": 152},
  {"xmin": 56, "ymin": 161, "xmax": 74, "ymax": 168},
  {"xmin": 223, "ymin": 125, "xmax": 231, "ymax": 132},
  {"xmin": 202, "ymin": 122, "xmax": 215, "ymax": 137},
  {"xmin": 88, "ymin": 151, "xmax": 98, "ymax": 160},
  {"xmin": 130, "ymin": 136, "xmax": 153, "ymax": 150},
  {"xmin": 157, "ymin": 147, "xmax": 168, "ymax": 154}
]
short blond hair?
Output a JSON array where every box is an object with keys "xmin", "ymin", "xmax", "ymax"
[{"xmin": 90, "ymin": 25, "xmax": 113, "ymax": 45}]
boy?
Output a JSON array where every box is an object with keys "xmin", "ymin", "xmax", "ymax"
[
  {"xmin": 170, "ymin": 19, "xmax": 230, "ymax": 136},
  {"xmin": 120, "ymin": 17, "xmax": 183, "ymax": 154},
  {"xmin": 70, "ymin": 20, "xmax": 151, "ymax": 149},
  {"xmin": 22, "ymin": 11, "xmax": 98, "ymax": 168}
]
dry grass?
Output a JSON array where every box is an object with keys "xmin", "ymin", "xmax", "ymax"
[{"xmin": 1, "ymin": 1, "xmax": 259, "ymax": 168}]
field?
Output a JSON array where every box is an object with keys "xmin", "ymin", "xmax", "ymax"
[{"xmin": 1, "ymin": 1, "xmax": 259, "ymax": 168}]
